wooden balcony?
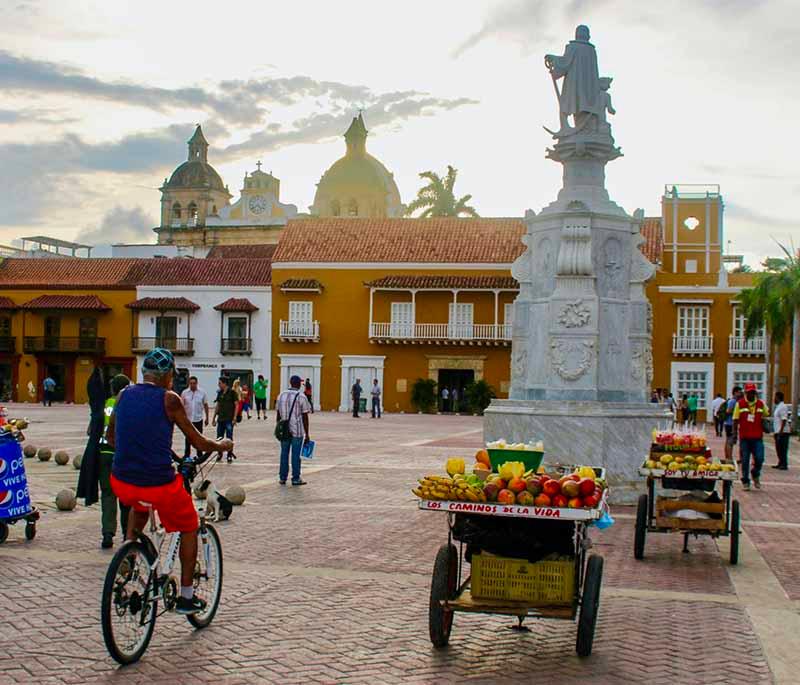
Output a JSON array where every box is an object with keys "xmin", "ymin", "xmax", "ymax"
[
  {"xmin": 132, "ymin": 337, "xmax": 194, "ymax": 356},
  {"xmin": 279, "ymin": 320, "xmax": 319, "ymax": 343},
  {"xmin": 369, "ymin": 322, "xmax": 512, "ymax": 346},
  {"xmin": 23, "ymin": 336, "xmax": 106, "ymax": 355},
  {"xmin": 672, "ymin": 334, "xmax": 713, "ymax": 356},
  {"xmin": 0, "ymin": 336, "xmax": 15, "ymax": 354},
  {"xmin": 221, "ymin": 338, "xmax": 252, "ymax": 355},
  {"xmin": 729, "ymin": 335, "xmax": 766, "ymax": 356}
]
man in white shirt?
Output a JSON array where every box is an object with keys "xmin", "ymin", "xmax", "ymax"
[
  {"xmin": 370, "ymin": 379, "xmax": 382, "ymax": 418},
  {"xmin": 276, "ymin": 375, "xmax": 311, "ymax": 485},
  {"xmin": 180, "ymin": 376, "xmax": 209, "ymax": 458},
  {"xmin": 773, "ymin": 391, "xmax": 792, "ymax": 470},
  {"xmin": 711, "ymin": 393, "xmax": 726, "ymax": 437},
  {"xmin": 441, "ymin": 387, "xmax": 449, "ymax": 413}
]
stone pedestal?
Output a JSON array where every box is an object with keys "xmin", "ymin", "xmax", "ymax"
[{"xmin": 484, "ymin": 400, "xmax": 671, "ymax": 503}]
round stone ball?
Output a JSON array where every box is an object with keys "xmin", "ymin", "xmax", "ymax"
[
  {"xmin": 193, "ymin": 484, "xmax": 208, "ymax": 500},
  {"xmin": 54, "ymin": 450, "xmax": 70, "ymax": 466},
  {"xmin": 225, "ymin": 485, "xmax": 246, "ymax": 506},
  {"xmin": 55, "ymin": 488, "xmax": 77, "ymax": 511},
  {"xmin": 23, "ymin": 444, "xmax": 37, "ymax": 459},
  {"xmin": 72, "ymin": 453, "xmax": 83, "ymax": 470},
  {"xmin": 37, "ymin": 447, "xmax": 52, "ymax": 462}
]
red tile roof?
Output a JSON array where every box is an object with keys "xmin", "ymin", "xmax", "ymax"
[
  {"xmin": 279, "ymin": 278, "xmax": 323, "ymax": 292},
  {"xmin": 365, "ymin": 275, "xmax": 518, "ymax": 290},
  {"xmin": 21, "ymin": 294, "xmax": 111, "ymax": 310},
  {"xmin": 214, "ymin": 297, "xmax": 259, "ymax": 313},
  {"xmin": 206, "ymin": 244, "xmax": 277, "ymax": 260},
  {"xmin": 0, "ymin": 258, "xmax": 149, "ymax": 289},
  {"xmin": 273, "ymin": 218, "xmax": 526, "ymax": 264},
  {"xmin": 640, "ymin": 217, "xmax": 663, "ymax": 264},
  {"xmin": 127, "ymin": 297, "xmax": 200, "ymax": 312},
  {"xmin": 0, "ymin": 296, "xmax": 18, "ymax": 310},
  {"xmin": 139, "ymin": 258, "xmax": 271, "ymax": 286}
]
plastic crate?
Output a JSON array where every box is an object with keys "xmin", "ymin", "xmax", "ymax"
[
  {"xmin": 471, "ymin": 553, "xmax": 575, "ymax": 604},
  {"xmin": 487, "ymin": 449, "xmax": 544, "ymax": 474}
]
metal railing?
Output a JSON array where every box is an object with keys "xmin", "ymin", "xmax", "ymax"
[
  {"xmin": 279, "ymin": 320, "xmax": 320, "ymax": 340},
  {"xmin": 221, "ymin": 338, "xmax": 252, "ymax": 355},
  {"xmin": 23, "ymin": 336, "xmax": 106, "ymax": 354},
  {"xmin": 370, "ymin": 322, "xmax": 512, "ymax": 341},
  {"xmin": 0, "ymin": 336, "xmax": 15, "ymax": 354},
  {"xmin": 672, "ymin": 334, "xmax": 713, "ymax": 355},
  {"xmin": 131, "ymin": 337, "xmax": 195, "ymax": 355},
  {"xmin": 729, "ymin": 335, "xmax": 766, "ymax": 355}
]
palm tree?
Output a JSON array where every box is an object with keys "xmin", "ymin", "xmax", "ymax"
[
  {"xmin": 740, "ymin": 243, "xmax": 800, "ymax": 430},
  {"xmin": 405, "ymin": 165, "xmax": 479, "ymax": 218}
]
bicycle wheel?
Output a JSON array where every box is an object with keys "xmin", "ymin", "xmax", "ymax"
[
  {"xmin": 101, "ymin": 540, "xmax": 157, "ymax": 665},
  {"xmin": 187, "ymin": 523, "xmax": 223, "ymax": 628}
]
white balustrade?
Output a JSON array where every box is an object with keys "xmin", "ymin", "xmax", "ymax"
[
  {"xmin": 369, "ymin": 322, "xmax": 512, "ymax": 341},
  {"xmin": 729, "ymin": 335, "xmax": 766, "ymax": 355},
  {"xmin": 280, "ymin": 320, "xmax": 320, "ymax": 339},
  {"xmin": 672, "ymin": 334, "xmax": 713, "ymax": 355}
]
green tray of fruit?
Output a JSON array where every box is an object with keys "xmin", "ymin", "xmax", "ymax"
[{"xmin": 487, "ymin": 448, "xmax": 544, "ymax": 473}]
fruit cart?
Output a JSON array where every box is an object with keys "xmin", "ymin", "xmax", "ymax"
[
  {"xmin": 634, "ymin": 446, "xmax": 740, "ymax": 565},
  {"xmin": 420, "ymin": 464, "xmax": 606, "ymax": 657}
]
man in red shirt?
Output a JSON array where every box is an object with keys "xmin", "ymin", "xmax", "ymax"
[{"xmin": 733, "ymin": 382, "xmax": 768, "ymax": 491}]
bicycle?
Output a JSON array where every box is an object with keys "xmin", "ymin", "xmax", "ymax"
[{"xmin": 101, "ymin": 451, "xmax": 224, "ymax": 665}]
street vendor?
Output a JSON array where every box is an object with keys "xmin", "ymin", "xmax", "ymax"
[{"xmin": 733, "ymin": 382, "xmax": 768, "ymax": 491}]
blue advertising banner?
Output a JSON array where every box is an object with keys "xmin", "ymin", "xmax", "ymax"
[{"xmin": 0, "ymin": 438, "xmax": 32, "ymax": 519}]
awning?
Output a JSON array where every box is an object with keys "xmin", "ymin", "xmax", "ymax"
[
  {"xmin": 126, "ymin": 296, "xmax": 200, "ymax": 312},
  {"xmin": 364, "ymin": 275, "xmax": 518, "ymax": 290},
  {"xmin": 0, "ymin": 296, "xmax": 18, "ymax": 311},
  {"xmin": 279, "ymin": 278, "xmax": 322, "ymax": 292},
  {"xmin": 21, "ymin": 294, "xmax": 111, "ymax": 311},
  {"xmin": 214, "ymin": 297, "xmax": 259, "ymax": 313}
]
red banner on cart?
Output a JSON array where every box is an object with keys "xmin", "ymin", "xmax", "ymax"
[{"xmin": 418, "ymin": 499, "xmax": 603, "ymax": 521}]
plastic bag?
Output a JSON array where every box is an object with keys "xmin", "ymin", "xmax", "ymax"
[
  {"xmin": 594, "ymin": 508, "xmax": 615, "ymax": 530},
  {"xmin": 301, "ymin": 439, "xmax": 315, "ymax": 460}
]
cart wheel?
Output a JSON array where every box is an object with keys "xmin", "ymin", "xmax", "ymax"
[
  {"xmin": 729, "ymin": 499, "xmax": 740, "ymax": 566},
  {"xmin": 576, "ymin": 554, "xmax": 603, "ymax": 658},
  {"xmin": 429, "ymin": 543, "xmax": 458, "ymax": 649},
  {"xmin": 634, "ymin": 493, "xmax": 648, "ymax": 560},
  {"xmin": 0, "ymin": 522, "xmax": 8, "ymax": 545},
  {"xmin": 25, "ymin": 522, "xmax": 36, "ymax": 541}
]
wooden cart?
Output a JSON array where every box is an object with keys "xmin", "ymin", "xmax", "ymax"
[
  {"xmin": 635, "ymin": 454, "xmax": 740, "ymax": 564},
  {"xmin": 420, "ymin": 485, "xmax": 606, "ymax": 657}
]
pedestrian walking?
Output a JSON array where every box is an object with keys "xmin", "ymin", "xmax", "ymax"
[
  {"xmin": 734, "ymin": 382, "xmax": 768, "ymax": 491},
  {"xmin": 724, "ymin": 386, "xmax": 742, "ymax": 462},
  {"xmin": 275, "ymin": 375, "xmax": 310, "ymax": 485},
  {"xmin": 678, "ymin": 395, "xmax": 689, "ymax": 425},
  {"xmin": 180, "ymin": 376, "xmax": 209, "ymax": 458},
  {"xmin": 711, "ymin": 393, "xmax": 726, "ymax": 437},
  {"xmin": 371, "ymin": 378, "xmax": 382, "ymax": 418},
  {"xmin": 241, "ymin": 384, "xmax": 252, "ymax": 419},
  {"xmin": 686, "ymin": 393, "xmax": 698, "ymax": 426},
  {"xmin": 42, "ymin": 375, "xmax": 56, "ymax": 406},
  {"xmin": 667, "ymin": 393, "xmax": 677, "ymax": 426},
  {"xmin": 773, "ymin": 391, "xmax": 792, "ymax": 470},
  {"xmin": 304, "ymin": 378, "xmax": 314, "ymax": 413},
  {"xmin": 253, "ymin": 374, "xmax": 268, "ymax": 419},
  {"xmin": 441, "ymin": 386, "xmax": 449, "ymax": 413},
  {"xmin": 232, "ymin": 378, "xmax": 244, "ymax": 423},
  {"xmin": 351, "ymin": 378, "xmax": 363, "ymax": 417},
  {"xmin": 451, "ymin": 387, "xmax": 459, "ymax": 413},
  {"xmin": 212, "ymin": 376, "xmax": 238, "ymax": 463}
]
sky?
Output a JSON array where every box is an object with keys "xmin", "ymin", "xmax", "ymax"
[{"xmin": 0, "ymin": 0, "xmax": 797, "ymax": 266}]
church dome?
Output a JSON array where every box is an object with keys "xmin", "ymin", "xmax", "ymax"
[
  {"xmin": 312, "ymin": 114, "xmax": 402, "ymax": 217},
  {"xmin": 165, "ymin": 160, "xmax": 226, "ymax": 191}
]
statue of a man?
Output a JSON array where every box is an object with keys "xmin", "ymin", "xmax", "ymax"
[{"xmin": 545, "ymin": 25, "xmax": 600, "ymax": 134}]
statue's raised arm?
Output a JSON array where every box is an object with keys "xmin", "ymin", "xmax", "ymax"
[{"xmin": 545, "ymin": 25, "xmax": 602, "ymax": 137}]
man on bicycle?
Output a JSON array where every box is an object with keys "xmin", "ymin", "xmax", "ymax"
[{"xmin": 107, "ymin": 348, "xmax": 233, "ymax": 614}]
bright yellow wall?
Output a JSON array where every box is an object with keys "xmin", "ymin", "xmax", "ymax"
[{"xmin": 663, "ymin": 197, "xmax": 722, "ymax": 274}]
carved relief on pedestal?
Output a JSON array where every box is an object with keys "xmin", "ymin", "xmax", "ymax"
[
  {"xmin": 631, "ymin": 342, "xmax": 653, "ymax": 384},
  {"xmin": 549, "ymin": 338, "xmax": 595, "ymax": 381},
  {"xmin": 646, "ymin": 302, "xmax": 653, "ymax": 335},
  {"xmin": 511, "ymin": 345, "xmax": 528, "ymax": 381},
  {"xmin": 556, "ymin": 220, "xmax": 593, "ymax": 276},
  {"xmin": 597, "ymin": 236, "xmax": 625, "ymax": 298},
  {"xmin": 532, "ymin": 236, "xmax": 555, "ymax": 297},
  {"xmin": 557, "ymin": 299, "xmax": 591, "ymax": 328}
]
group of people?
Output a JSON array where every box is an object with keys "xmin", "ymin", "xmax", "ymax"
[
  {"xmin": 650, "ymin": 389, "xmax": 699, "ymax": 426},
  {"xmin": 440, "ymin": 386, "xmax": 462, "ymax": 413},
  {"xmin": 350, "ymin": 378, "xmax": 382, "ymax": 418}
]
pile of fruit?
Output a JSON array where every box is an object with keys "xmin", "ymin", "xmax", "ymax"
[
  {"xmin": 652, "ymin": 429, "xmax": 707, "ymax": 451},
  {"xmin": 486, "ymin": 439, "xmax": 544, "ymax": 452},
  {"xmin": 412, "ymin": 453, "xmax": 606, "ymax": 509},
  {"xmin": 0, "ymin": 409, "xmax": 28, "ymax": 441},
  {"xmin": 643, "ymin": 454, "xmax": 736, "ymax": 473}
]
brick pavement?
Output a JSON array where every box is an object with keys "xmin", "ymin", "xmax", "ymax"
[{"xmin": 1, "ymin": 404, "xmax": 794, "ymax": 683}]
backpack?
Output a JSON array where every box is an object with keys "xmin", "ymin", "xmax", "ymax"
[
  {"xmin": 274, "ymin": 391, "xmax": 301, "ymax": 441},
  {"xmin": 716, "ymin": 401, "xmax": 728, "ymax": 422}
]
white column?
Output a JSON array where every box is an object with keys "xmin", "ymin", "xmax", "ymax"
[
  {"xmin": 672, "ymin": 196, "xmax": 678, "ymax": 271},
  {"xmin": 705, "ymin": 195, "xmax": 711, "ymax": 273},
  {"xmin": 493, "ymin": 290, "xmax": 499, "ymax": 337},
  {"xmin": 368, "ymin": 288, "xmax": 374, "ymax": 337},
  {"xmin": 411, "ymin": 290, "xmax": 417, "ymax": 332}
]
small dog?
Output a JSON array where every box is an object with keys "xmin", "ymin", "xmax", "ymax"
[{"xmin": 196, "ymin": 480, "xmax": 233, "ymax": 521}]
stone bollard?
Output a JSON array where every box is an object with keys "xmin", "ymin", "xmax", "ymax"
[
  {"xmin": 225, "ymin": 485, "xmax": 246, "ymax": 505},
  {"xmin": 54, "ymin": 450, "xmax": 70, "ymax": 466},
  {"xmin": 55, "ymin": 488, "xmax": 77, "ymax": 511},
  {"xmin": 37, "ymin": 447, "xmax": 52, "ymax": 462},
  {"xmin": 73, "ymin": 453, "xmax": 83, "ymax": 470},
  {"xmin": 23, "ymin": 444, "xmax": 37, "ymax": 459}
]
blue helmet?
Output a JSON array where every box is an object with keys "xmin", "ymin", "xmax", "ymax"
[{"xmin": 142, "ymin": 347, "xmax": 175, "ymax": 374}]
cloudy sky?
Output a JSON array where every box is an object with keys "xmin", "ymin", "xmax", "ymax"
[{"xmin": 0, "ymin": 0, "xmax": 797, "ymax": 265}]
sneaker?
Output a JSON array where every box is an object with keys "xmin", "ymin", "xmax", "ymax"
[
  {"xmin": 279, "ymin": 479, "xmax": 287, "ymax": 485},
  {"xmin": 101, "ymin": 533, "xmax": 113, "ymax": 549},
  {"xmin": 742, "ymin": 483, "xmax": 751, "ymax": 491},
  {"xmin": 754, "ymin": 478, "xmax": 761, "ymax": 489},
  {"xmin": 175, "ymin": 595, "xmax": 207, "ymax": 615},
  {"xmin": 291, "ymin": 479, "xmax": 307, "ymax": 486}
]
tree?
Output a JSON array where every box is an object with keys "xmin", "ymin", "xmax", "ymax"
[
  {"xmin": 410, "ymin": 378, "xmax": 438, "ymax": 413},
  {"xmin": 405, "ymin": 165, "xmax": 479, "ymax": 218},
  {"xmin": 464, "ymin": 380, "xmax": 497, "ymax": 415},
  {"xmin": 739, "ymin": 243, "xmax": 800, "ymax": 431}
]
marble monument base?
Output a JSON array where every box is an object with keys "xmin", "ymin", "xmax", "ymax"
[{"xmin": 484, "ymin": 399, "xmax": 672, "ymax": 504}]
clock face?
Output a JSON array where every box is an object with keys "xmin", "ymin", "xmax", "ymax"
[{"xmin": 248, "ymin": 195, "xmax": 268, "ymax": 214}]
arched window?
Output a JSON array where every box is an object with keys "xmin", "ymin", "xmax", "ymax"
[
  {"xmin": 187, "ymin": 202, "xmax": 198, "ymax": 219},
  {"xmin": 331, "ymin": 199, "xmax": 341, "ymax": 217},
  {"xmin": 347, "ymin": 199, "xmax": 358, "ymax": 216},
  {"xmin": 212, "ymin": 204, "xmax": 218, "ymax": 215},
  {"xmin": 172, "ymin": 202, "xmax": 182, "ymax": 219}
]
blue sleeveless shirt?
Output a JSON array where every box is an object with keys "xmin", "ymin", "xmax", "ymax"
[{"xmin": 112, "ymin": 383, "xmax": 175, "ymax": 486}]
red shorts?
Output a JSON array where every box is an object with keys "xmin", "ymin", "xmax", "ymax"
[{"xmin": 111, "ymin": 473, "xmax": 198, "ymax": 533}]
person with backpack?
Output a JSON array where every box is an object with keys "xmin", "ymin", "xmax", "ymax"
[
  {"xmin": 711, "ymin": 393, "xmax": 726, "ymax": 437},
  {"xmin": 275, "ymin": 375, "xmax": 311, "ymax": 486},
  {"xmin": 733, "ymin": 382, "xmax": 769, "ymax": 491}
]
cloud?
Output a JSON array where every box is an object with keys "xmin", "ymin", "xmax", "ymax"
[
  {"xmin": 0, "ymin": 106, "xmax": 77, "ymax": 125},
  {"xmin": 726, "ymin": 203, "xmax": 797, "ymax": 230},
  {"xmin": 75, "ymin": 206, "xmax": 156, "ymax": 245}
]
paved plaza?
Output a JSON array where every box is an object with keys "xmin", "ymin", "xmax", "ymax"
[{"xmin": 2, "ymin": 404, "xmax": 800, "ymax": 684}]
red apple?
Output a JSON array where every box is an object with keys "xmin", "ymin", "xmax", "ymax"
[
  {"xmin": 526, "ymin": 478, "xmax": 543, "ymax": 496},
  {"xmin": 534, "ymin": 493, "xmax": 551, "ymax": 507},
  {"xmin": 483, "ymin": 482, "xmax": 500, "ymax": 502},
  {"xmin": 552, "ymin": 494, "xmax": 568, "ymax": 508},
  {"xmin": 543, "ymin": 480, "xmax": 561, "ymax": 497},
  {"xmin": 508, "ymin": 477, "xmax": 527, "ymax": 494},
  {"xmin": 578, "ymin": 478, "xmax": 596, "ymax": 497},
  {"xmin": 561, "ymin": 480, "xmax": 580, "ymax": 498},
  {"xmin": 583, "ymin": 494, "xmax": 599, "ymax": 508},
  {"xmin": 497, "ymin": 489, "xmax": 516, "ymax": 505},
  {"xmin": 568, "ymin": 497, "xmax": 583, "ymax": 508},
  {"xmin": 516, "ymin": 490, "xmax": 535, "ymax": 506}
]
